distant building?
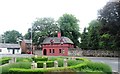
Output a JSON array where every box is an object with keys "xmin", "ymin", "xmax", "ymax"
[
  {"xmin": 0, "ymin": 43, "xmax": 21, "ymax": 54},
  {"xmin": 20, "ymin": 39, "xmax": 32, "ymax": 54},
  {"xmin": 41, "ymin": 32, "xmax": 74, "ymax": 56}
]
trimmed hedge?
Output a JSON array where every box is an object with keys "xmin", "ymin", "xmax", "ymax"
[
  {"xmin": 9, "ymin": 60, "xmax": 112, "ymax": 74},
  {"xmin": 32, "ymin": 56, "xmax": 48, "ymax": 62},
  {"xmin": 0, "ymin": 62, "xmax": 31, "ymax": 74},
  {"xmin": 37, "ymin": 61, "xmax": 54, "ymax": 68},
  {"xmin": 0, "ymin": 57, "xmax": 11, "ymax": 65},
  {"xmin": 16, "ymin": 58, "xmax": 32, "ymax": 62}
]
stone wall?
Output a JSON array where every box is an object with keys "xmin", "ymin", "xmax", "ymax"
[{"xmin": 34, "ymin": 49, "xmax": 119, "ymax": 57}]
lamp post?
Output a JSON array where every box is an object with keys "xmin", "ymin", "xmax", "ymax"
[{"xmin": 31, "ymin": 25, "xmax": 33, "ymax": 54}]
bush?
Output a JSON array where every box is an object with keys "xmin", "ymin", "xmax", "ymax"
[
  {"xmin": 37, "ymin": 61, "xmax": 54, "ymax": 68},
  {"xmin": 0, "ymin": 62, "xmax": 31, "ymax": 74},
  {"xmin": 67, "ymin": 60, "xmax": 83, "ymax": 66},
  {"xmin": 16, "ymin": 58, "xmax": 32, "ymax": 62},
  {"xmin": 32, "ymin": 56, "xmax": 48, "ymax": 62},
  {"xmin": 0, "ymin": 57, "xmax": 11, "ymax": 65}
]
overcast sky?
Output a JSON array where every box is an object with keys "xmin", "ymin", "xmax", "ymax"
[{"xmin": 0, "ymin": 0, "xmax": 109, "ymax": 35}]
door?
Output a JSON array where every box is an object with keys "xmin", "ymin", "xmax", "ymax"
[
  {"xmin": 43, "ymin": 49, "xmax": 47, "ymax": 55},
  {"xmin": 13, "ymin": 49, "xmax": 15, "ymax": 54}
]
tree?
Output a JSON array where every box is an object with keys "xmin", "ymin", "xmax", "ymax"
[
  {"xmin": 87, "ymin": 20, "xmax": 100, "ymax": 50},
  {"xmin": 3, "ymin": 30, "xmax": 23, "ymax": 43},
  {"xmin": 25, "ymin": 17, "xmax": 59, "ymax": 45},
  {"xmin": 58, "ymin": 14, "xmax": 80, "ymax": 47},
  {"xmin": 97, "ymin": 1, "xmax": 120, "ymax": 50},
  {"xmin": 80, "ymin": 27, "xmax": 88, "ymax": 49}
]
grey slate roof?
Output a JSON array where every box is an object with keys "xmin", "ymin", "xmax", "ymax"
[
  {"xmin": 0, "ymin": 43, "xmax": 20, "ymax": 48},
  {"xmin": 23, "ymin": 39, "xmax": 32, "ymax": 43},
  {"xmin": 42, "ymin": 37, "xmax": 74, "ymax": 44}
]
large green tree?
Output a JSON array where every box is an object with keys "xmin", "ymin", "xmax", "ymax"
[
  {"xmin": 58, "ymin": 14, "xmax": 80, "ymax": 47},
  {"xmin": 3, "ymin": 30, "xmax": 22, "ymax": 43},
  {"xmin": 80, "ymin": 27, "xmax": 88, "ymax": 49},
  {"xmin": 97, "ymin": 1, "xmax": 120, "ymax": 50},
  {"xmin": 87, "ymin": 20, "xmax": 100, "ymax": 50},
  {"xmin": 24, "ymin": 17, "xmax": 59, "ymax": 45}
]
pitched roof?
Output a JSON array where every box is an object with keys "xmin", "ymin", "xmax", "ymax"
[
  {"xmin": 42, "ymin": 37, "xmax": 74, "ymax": 44},
  {"xmin": 0, "ymin": 43, "xmax": 20, "ymax": 48},
  {"xmin": 23, "ymin": 39, "xmax": 32, "ymax": 43}
]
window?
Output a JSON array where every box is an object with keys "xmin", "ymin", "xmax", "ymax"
[
  {"xmin": 53, "ymin": 49, "xmax": 54, "ymax": 53},
  {"xmin": 59, "ymin": 49, "xmax": 61, "ymax": 53},
  {"xmin": 8, "ymin": 49, "xmax": 10, "ymax": 52},
  {"xmin": 49, "ymin": 49, "xmax": 51, "ymax": 53},
  {"xmin": 0, "ymin": 49, "xmax": 1, "ymax": 52},
  {"xmin": 17, "ymin": 49, "xmax": 19, "ymax": 52},
  {"xmin": 62, "ymin": 49, "xmax": 65, "ymax": 54}
]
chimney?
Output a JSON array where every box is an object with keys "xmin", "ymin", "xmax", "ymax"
[{"xmin": 57, "ymin": 32, "xmax": 61, "ymax": 38}]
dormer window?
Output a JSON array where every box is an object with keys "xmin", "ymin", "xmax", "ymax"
[
  {"xmin": 60, "ymin": 38, "xmax": 64, "ymax": 45},
  {"xmin": 50, "ymin": 39, "xmax": 54, "ymax": 45}
]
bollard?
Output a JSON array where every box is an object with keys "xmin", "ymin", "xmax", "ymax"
[
  {"xmin": 31, "ymin": 61, "xmax": 35, "ymax": 69},
  {"xmin": 43, "ymin": 62, "xmax": 46, "ymax": 69},
  {"xmin": 54, "ymin": 61, "xmax": 58, "ymax": 68},
  {"xmin": 63, "ymin": 59, "xmax": 67, "ymax": 67},
  {"xmin": 35, "ymin": 55, "xmax": 37, "ymax": 58},
  {"xmin": 34, "ymin": 63, "xmax": 37, "ymax": 68}
]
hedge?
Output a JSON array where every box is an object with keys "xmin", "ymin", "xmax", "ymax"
[
  {"xmin": 37, "ymin": 61, "xmax": 54, "ymax": 68},
  {"xmin": 0, "ymin": 57, "xmax": 11, "ymax": 65},
  {"xmin": 0, "ymin": 62, "xmax": 31, "ymax": 74},
  {"xmin": 9, "ymin": 61, "xmax": 112, "ymax": 74},
  {"xmin": 16, "ymin": 58, "xmax": 32, "ymax": 62},
  {"xmin": 32, "ymin": 56, "xmax": 48, "ymax": 62}
]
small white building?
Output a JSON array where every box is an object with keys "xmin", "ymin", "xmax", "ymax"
[{"xmin": 0, "ymin": 43, "xmax": 21, "ymax": 54}]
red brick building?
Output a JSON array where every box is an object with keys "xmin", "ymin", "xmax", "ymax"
[
  {"xmin": 41, "ymin": 32, "xmax": 74, "ymax": 56},
  {"xmin": 20, "ymin": 39, "xmax": 32, "ymax": 54}
]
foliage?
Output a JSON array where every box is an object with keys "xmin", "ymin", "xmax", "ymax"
[
  {"xmin": 24, "ymin": 17, "xmax": 59, "ymax": 45},
  {"xmin": 58, "ymin": 14, "xmax": 81, "ymax": 47},
  {"xmin": 3, "ymin": 30, "xmax": 23, "ymax": 43},
  {"xmin": 0, "ymin": 57, "xmax": 11, "ymax": 65},
  {"xmin": 97, "ymin": 1, "xmax": 120, "ymax": 50},
  {"xmin": 67, "ymin": 60, "xmax": 82, "ymax": 66},
  {"xmin": 80, "ymin": 27, "xmax": 88, "ymax": 49},
  {"xmin": 0, "ymin": 62, "xmax": 31, "ymax": 74},
  {"xmin": 87, "ymin": 20, "xmax": 101, "ymax": 50},
  {"xmin": 32, "ymin": 56, "xmax": 48, "ymax": 62},
  {"xmin": 16, "ymin": 58, "xmax": 33, "ymax": 62},
  {"xmin": 37, "ymin": 61, "xmax": 54, "ymax": 68},
  {"xmin": 48, "ymin": 57, "xmax": 63, "ymax": 67},
  {"xmin": 9, "ymin": 61, "xmax": 112, "ymax": 74}
]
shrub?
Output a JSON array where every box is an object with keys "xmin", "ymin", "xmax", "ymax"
[
  {"xmin": 67, "ymin": 60, "xmax": 82, "ymax": 66},
  {"xmin": 37, "ymin": 61, "xmax": 54, "ymax": 68},
  {"xmin": 0, "ymin": 57, "xmax": 11, "ymax": 65},
  {"xmin": 32, "ymin": 56, "xmax": 48, "ymax": 62},
  {"xmin": 0, "ymin": 62, "xmax": 31, "ymax": 74},
  {"xmin": 76, "ymin": 58, "xmax": 91, "ymax": 62},
  {"xmin": 16, "ymin": 58, "xmax": 32, "ymax": 62}
]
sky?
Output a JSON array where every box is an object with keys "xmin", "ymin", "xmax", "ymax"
[{"xmin": 0, "ymin": 0, "xmax": 109, "ymax": 35}]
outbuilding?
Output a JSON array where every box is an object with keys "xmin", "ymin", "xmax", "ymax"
[{"xmin": 0, "ymin": 43, "xmax": 21, "ymax": 54}]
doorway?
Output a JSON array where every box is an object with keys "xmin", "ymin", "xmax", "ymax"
[
  {"xmin": 43, "ymin": 49, "xmax": 47, "ymax": 55},
  {"xmin": 13, "ymin": 49, "xmax": 15, "ymax": 54}
]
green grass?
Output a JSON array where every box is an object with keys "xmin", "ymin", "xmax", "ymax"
[{"xmin": 16, "ymin": 57, "xmax": 33, "ymax": 62}]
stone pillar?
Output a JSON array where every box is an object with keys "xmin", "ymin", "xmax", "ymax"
[
  {"xmin": 31, "ymin": 61, "xmax": 35, "ymax": 69},
  {"xmin": 63, "ymin": 59, "xmax": 67, "ymax": 67},
  {"xmin": 54, "ymin": 61, "xmax": 58, "ymax": 68},
  {"xmin": 34, "ymin": 63, "xmax": 37, "ymax": 68},
  {"xmin": 9, "ymin": 59, "xmax": 12, "ymax": 64},
  {"xmin": 43, "ymin": 62, "xmax": 46, "ymax": 69},
  {"xmin": 35, "ymin": 55, "xmax": 37, "ymax": 58},
  {"xmin": 12, "ymin": 57, "xmax": 16, "ymax": 63}
]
